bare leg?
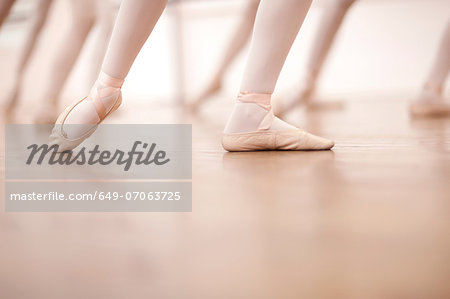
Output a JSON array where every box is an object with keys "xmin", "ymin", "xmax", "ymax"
[
  {"xmin": 0, "ymin": 0, "xmax": 15, "ymax": 29},
  {"xmin": 278, "ymin": 0, "xmax": 356, "ymax": 114},
  {"xmin": 223, "ymin": 0, "xmax": 334, "ymax": 151},
  {"xmin": 4, "ymin": 0, "xmax": 53, "ymax": 116},
  {"xmin": 410, "ymin": 20, "xmax": 450, "ymax": 116},
  {"xmin": 190, "ymin": 0, "xmax": 260, "ymax": 111},
  {"xmin": 50, "ymin": 0, "xmax": 168, "ymax": 151}
]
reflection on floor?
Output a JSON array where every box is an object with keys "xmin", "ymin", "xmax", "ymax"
[{"xmin": 1, "ymin": 93, "xmax": 450, "ymax": 298}]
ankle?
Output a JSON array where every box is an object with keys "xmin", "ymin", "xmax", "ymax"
[
  {"xmin": 224, "ymin": 92, "xmax": 274, "ymax": 133},
  {"xmin": 98, "ymin": 71, "xmax": 124, "ymax": 89},
  {"xmin": 89, "ymin": 71, "xmax": 124, "ymax": 113},
  {"xmin": 418, "ymin": 82, "xmax": 444, "ymax": 102}
]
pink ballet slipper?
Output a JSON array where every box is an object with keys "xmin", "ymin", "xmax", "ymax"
[
  {"xmin": 222, "ymin": 92, "xmax": 334, "ymax": 151},
  {"xmin": 49, "ymin": 72, "xmax": 123, "ymax": 152},
  {"xmin": 410, "ymin": 100, "xmax": 450, "ymax": 117},
  {"xmin": 410, "ymin": 83, "xmax": 450, "ymax": 117}
]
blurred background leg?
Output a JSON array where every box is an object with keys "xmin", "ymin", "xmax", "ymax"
[
  {"xmin": 35, "ymin": 0, "xmax": 96, "ymax": 124},
  {"xmin": 0, "ymin": 0, "xmax": 15, "ymax": 29},
  {"xmin": 278, "ymin": 0, "xmax": 356, "ymax": 115},
  {"xmin": 189, "ymin": 0, "xmax": 260, "ymax": 112},
  {"xmin": 410, "ymin": 20, "xmax": 450, "ymax": 117},
  {"xmin": 4, "ymin": 0, "xmax": 53, "ymax": 118}
]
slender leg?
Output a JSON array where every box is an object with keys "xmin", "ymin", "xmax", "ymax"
[
  {"xmin": 50, "ymin": 0, "xmax": 168, "ymax": 151},
  {"xmin": 4, "ymin": 0, "xmax": 53, "ymax": 116},
  {"xmin": 35, "ymin": 0, "xmax": 96, "ymax": 124},
  {"xmin": 85, "ymin": 0, "xmax": 117, "ymax": 87},
  {"xmin": 190, "ymin": 0, "xmax": 260, "ymax": 111},
  {"xmin": 411, "ymin": 20, "xmax": 450, "ymax": 116},
  {"xmin": 0, "ymin": 0, "xmax": 15, "ymax": 29},
  {"xmin": 222, "ymin": 0, "xmax": 334, "ymax": 151},
  {"xmin": 14, "ymin": 0, "xmax": 53, "ymax": 78},
  {"xmin": 279, "ymin": 0, "xmax": 356, "ymax": 114},
  {"xmin": 423, "ymin": 21, "xmax": 450, "ymax": 90},
  {"xmin": 100, "ymin": 0, "xmax": 168, "ymax": 79}
]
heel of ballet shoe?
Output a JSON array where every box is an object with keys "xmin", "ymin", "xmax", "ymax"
[
  {"xmin": 110, "ymin": 93, "xmax": 122, "ymax": 115},
  {"xmin": 222, "ymin": 131, "xmax": 276, "ymax": 151}
]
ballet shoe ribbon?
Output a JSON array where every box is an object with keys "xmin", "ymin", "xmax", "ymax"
[
  {"xmin": 91, "ymin": 71, "xmax": 124, "ymax": 120},
  {"xmin": 238, "ymin": 91, "xmax": 274, "ymax": 130},
  {"xmin": 237, "ymin": 91, "xmax": 271, "ymax": 110},
  {"xmin": 98, "ymin": 71, "xmax": 124, "ymax": 89}
]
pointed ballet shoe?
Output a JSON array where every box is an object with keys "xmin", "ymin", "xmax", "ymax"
[
  {"xmin": 410, "ymin": 100, "xmax": 450, "ymax": 117},
  {"xmin": 222, "ymin": 129, "xmax": 334, "ymax": 151},
  {"xmin": 49, "ymin": 93, "xmax": 122, "ymax": 152}
]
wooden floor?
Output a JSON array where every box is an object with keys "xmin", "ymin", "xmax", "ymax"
[{"xmin": 1, "ymin": 93, "xmax": 450, "ymax": 299}]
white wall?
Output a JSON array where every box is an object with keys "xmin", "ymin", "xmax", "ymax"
[{"xmin": 0, "ymin": 0, "xmax": 448, "ymax": 105}]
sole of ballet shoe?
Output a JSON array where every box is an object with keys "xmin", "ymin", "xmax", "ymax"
[
  {"xmin": 222, "ymin": 129, "xmax": 334, "ymax": 152},
  {"xmin": 410, "ymin": 101, "xmax": 450, "ymax": 117},
  {"xmin": 49, "ymin": 94, "xmax": 122, "ymax": 152}
]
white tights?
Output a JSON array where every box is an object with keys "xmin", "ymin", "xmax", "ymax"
[
  {"xmin": 64, "ymin": 0, "xmax": 167, "ymax": 138},
  {"xmin": 225, "ymin": 0, "xmax": 313, "ymax": 133},
  {"xmin": 64, "ymin": 0, "xmax": 314, "ymax": 137},
  {"xmin": 421, "ymin": 20, "xmax": 450, "ymax": 98}
]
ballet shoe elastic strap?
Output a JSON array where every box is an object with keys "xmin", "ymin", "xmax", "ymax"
[
  {"xmin": 98, "ymin": 71, "xmax": 124, "ymax": 89},
  {"xmin": 91, "ymin": 71, "xmax": 124, "ymax": 120},
  {"xmin": 238, "ymin": 91, "xmax": 274, "ymax": 130},
  {"xmin": 238, "ymin": 91, "xmax": 271, "ymax": 110}
]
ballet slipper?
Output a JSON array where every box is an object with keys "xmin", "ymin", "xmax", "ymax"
[
  {"xmin": 410, "ymin": 100, "xmax": 450, "ymax": 117},
  {"xmin": 49, "ymin": 72, "xmax": 123, "ymax": 152},
  {"xmin": 410, "ymin": 83, "xmax": 450, "ymax": 117},
  {"xmin": 222, "ymin": 92, "xmax": 334, "ymax": 151}
]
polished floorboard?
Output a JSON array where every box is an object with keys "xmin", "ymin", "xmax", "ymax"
[{"xmin": 0, "ymin": 93, "xmax": 450, "ymax": 299}]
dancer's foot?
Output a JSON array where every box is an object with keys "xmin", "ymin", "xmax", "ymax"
[
  {"xmin": 222, "ymin": 92, "xmax": 334, "ymax": 151},
  {"xmin": 410, "ymin": 83, "xmax": 450, "ymax": 117},
  {"xmin": 188, "ymin": 77, "xmax": 222, "ymax": 113},
  {"xmin": 34, "ymin": 98, "xmax": 59, "ymax": 124},
  {"xmin": 49, "ymin": 71, "xmax": 124, "ymax": 152}
]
